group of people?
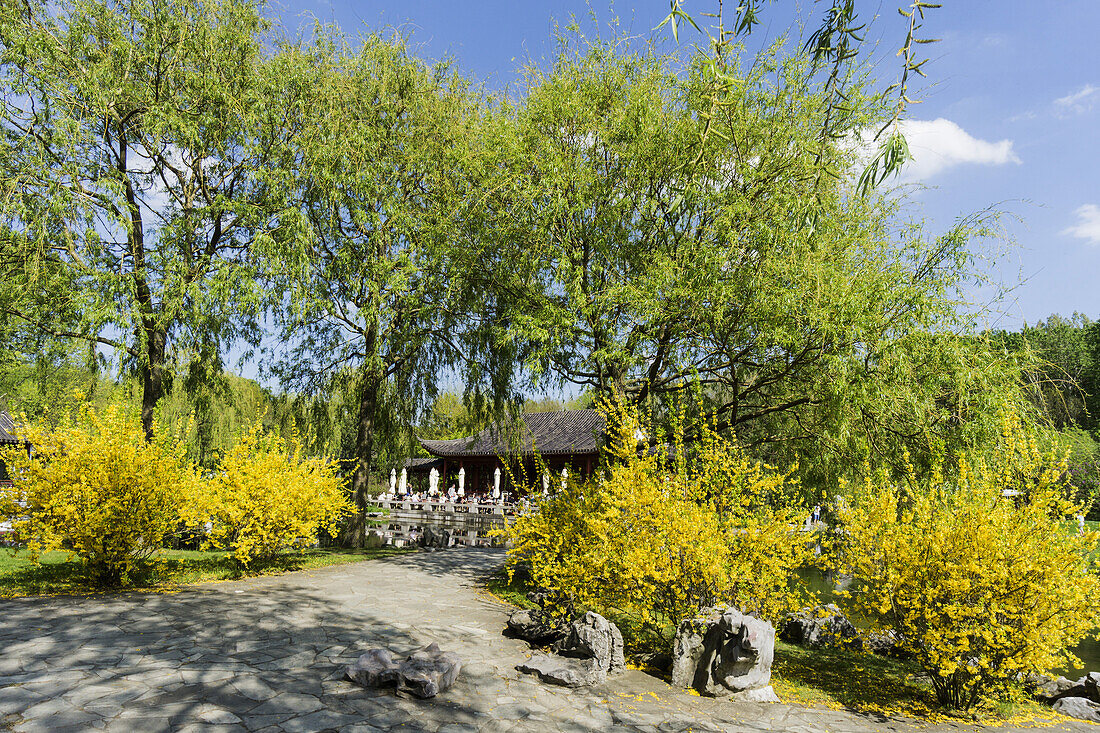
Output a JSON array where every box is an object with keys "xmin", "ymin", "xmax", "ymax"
[{"xmin": 381, "ymin": 489, "xmax": 519, "ymax": 506}]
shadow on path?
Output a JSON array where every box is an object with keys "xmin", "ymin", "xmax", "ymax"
[{"xmin": 0, "ymin": 548, "xmax": 1091, "ymax": 733}]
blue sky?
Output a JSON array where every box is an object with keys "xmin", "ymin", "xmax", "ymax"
[{"xmin": 268, "ymin": 0, "xmax": 1100, "ymax": 330}]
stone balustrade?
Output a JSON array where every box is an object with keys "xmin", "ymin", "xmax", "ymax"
[{"xmin": 371, "ymin": 498, "xmax": 518, "ymax": 548}]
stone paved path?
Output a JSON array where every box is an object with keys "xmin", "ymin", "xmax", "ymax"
[{"xmin": 0, "ymin": 548, "xmax": 1093, "ymax": 732}]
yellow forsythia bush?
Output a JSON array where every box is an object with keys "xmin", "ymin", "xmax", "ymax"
[
  {"xmin": 505, "ymin": 400, "xmax": 812, "ymax": 645},
  {"xmin": 185, "ymin": 423, "xmax": 350, "ymax": 566},
  {"xmin": 836, "ymin": 411, "xmax": 1100, "ymax": 710},
  {"xmin": 0, "ymin": 398, "xmax": 195, "ymax": 587}
]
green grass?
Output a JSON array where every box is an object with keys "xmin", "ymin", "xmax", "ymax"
[
  {"xmin": 0, "ymin": 545, "xmax": 415, "ymax": 596},
  {"xmin": 485, "ymin": 567, "xmax": 537, "ymax": 608},
  {"xmin": 771, "ymin": 640, "xmax": 1065, "ymax": 725}
]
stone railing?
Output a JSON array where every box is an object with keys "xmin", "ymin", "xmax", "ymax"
[{"xmin": 370, "ymin": 498, "xmax": 518, "ymax": 548}]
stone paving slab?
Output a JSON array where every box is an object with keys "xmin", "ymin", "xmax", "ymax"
[{"xmin": 0, "ymin": 548, "xmax": 1093, "ymax": 732}]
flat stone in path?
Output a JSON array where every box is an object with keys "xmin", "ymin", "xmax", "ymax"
[{"xmin": 0, "ymin": 548, "xmax": 1092, "ymax": 732}]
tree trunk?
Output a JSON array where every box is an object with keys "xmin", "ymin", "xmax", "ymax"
[
  {"xmin": 120, "ymin": 124, "xmax": 165, "ymax": 443},
  {"xmin": 349, "ymin": 322, "xmax": 381, "ymax": 548},
  {"xmin": 140, "ymin": 322, "xmax": 167, "ymax": 441}
]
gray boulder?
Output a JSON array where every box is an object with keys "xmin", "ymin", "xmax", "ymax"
[
  {"xmin": 1054, "ymin": 696, "xmax": 1100, "ymax": 722},
  {"xmin": 516, "ymin": 653, "xmax": 593, "ymax": 687},
  {"xmin": 555, "ymin": 611, "xmax": 625, "ymax": 675},
  {"xmin": 671, "ymin": 606, "xmax": 777, "ymax": 700},
  {"xmin": 865, "ymin": 629, "xmax": 912, "ymax": 659},
  {"xmin": 1031, "ymin": 674, "xmax": 1081, "ymax": 703},
  {"xmin": 344, "ymin": 643, "xmax": 461, "ymax": 699},
  {"xmin": 345, "ymin": 648, "xmax": 399, "ymax": 687},
  {"xmin": 516, "ymin": 611, "xmax": 624, "ymax": 687},
  {"xmin": 780, "ymin": 604, "xmax": 858, "ymax": 649},
  {"xmin": 396, "ymin": 642, "xmax": 463, "ymax": 698},
  {"xmin": 1030, "ymin": 672, "xmax": 1100, "ymax": 704},
  {"xmin": 505, "ymin": 608, "xmax": 566, "ymax": 647}
]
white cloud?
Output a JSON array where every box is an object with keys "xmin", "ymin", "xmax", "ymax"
[
  {"xmin": 1062, "ymin": 204, "xmax": 1100, "ymax": 245},
  {"xmin": 896, "ymin": 118, "xmax": 1021, "ymax": 181},
  {"xmin": 1054, "ymin": 84, "xmax": 1099, "ymax": 116},
  {"xmin": 979, "ymin": 33, "xmax": 1008, "ymax": 49}
]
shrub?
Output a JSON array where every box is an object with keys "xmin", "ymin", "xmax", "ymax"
[
  {"xmin": 835, "ymin": 411, "xmax": 1100, "ymax": 710},
  {"xmin": 186, "ymin": 423, "xmax": 350, "ymax": 566},
  {"xmin": 504, "ymin": 401, "xmax": 812, "ymax": 647},
  {"xmin": 0, "ymin": 398, "xmax": 195, "ymax": 587}
]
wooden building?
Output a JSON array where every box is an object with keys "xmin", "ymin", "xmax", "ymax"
[{"xmin": 409, "ymin": 409, "xmax": 605, "ymax": 498}]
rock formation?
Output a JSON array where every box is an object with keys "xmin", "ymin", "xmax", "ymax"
[
  {"xmin": 671, "ymin": 606, "xmax": 778, "ymax": 702},
  {"xmin": 345, "ymin": 642, "xmax": 461, "ymax": 698},
  {"xmin": 516, "ymin": 611, "xmax": 625, "ymax": 687}
]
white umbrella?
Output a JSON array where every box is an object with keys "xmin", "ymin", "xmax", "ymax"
[
  {"xmin": 458, "ymin": 466, "xmax": 465, "ymax": 497},
  {"xmin": 560, "ymin": 467, "xmax": 568, "ymax": 490},
  {"xmin": 429, "ymin": 467, "xmax": 439, "ymax": 496},
  {"xmin": 492, "ymin": 467, "xmax": 501, "ymax": 499},
  {"xmin": 399, "ymin": 467, "xmax": 408, "ymax": 495},
  {"xmin": 389, "ymin": 468, "xmax": 396, "ymax": 495}
]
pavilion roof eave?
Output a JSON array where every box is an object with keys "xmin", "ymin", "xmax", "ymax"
[{"xmin": 416, "ymin": 409, "xmax": 605, "ymax": 460}]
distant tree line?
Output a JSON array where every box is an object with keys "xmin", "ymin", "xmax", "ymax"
[{"xmin": 992, "ymin": 314, "xmax": 1100, "ymax": 516}]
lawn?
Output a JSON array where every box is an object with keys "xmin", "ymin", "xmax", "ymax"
[
  {"xmin": 770, "ymin": 640, "xmax": 1063, "ymax": 725},
  {"xmin": 0, "ymin": 545, "xmax": 414, "ymax": 597}
]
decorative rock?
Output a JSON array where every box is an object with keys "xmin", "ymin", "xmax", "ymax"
[
  {"xmin": 731, "ymin": 685, "xmax": 780, "ymax": 703},
  {"xmin": 1086, "ymin": 672, "xmax": 1100, "ymax": 702},
  {"xmin": 865, "ymin": 629, "xmax": 911, "ymax": 659},
  {"xmin": 516, "ymin": 653, "xmax": 592, "ymax": 687},
  {"xmin": 1030, "ymin": 672, "xmax": 1100, "ymax": 704},
  {"xmin": 396, "ymin": 642, "xmax": 463, "ymax": 698},
  {"xmin": 1031, "ymin": 675, "xmax": 1081, "ymax": 703},
  {"xmin": 671, "ymin": 606, "xmax": 776, "ymax": 699},
  {"xmin": 345, "ymin": 648, "xmax": 399, "ymax": 688},
  {"xmin": 515, "ymin": 611, "xmax": 625, "ymax": 687},
  {"xmin": 1053, "ymin": 696, "xmax": 1100, "ymax": 722},
  {"xmin": 505, "ymin": 608, "xmax": 566, "ymax": 647},
  {"xmin": 344, "ymin": 643, "xmax": 461, "ymax": 699},
  {"xmin": 554, "ymin": 611, "xmax": 625, "ymax": 676},
  {"xmin": 780, "ymin": 604, "xmax": 858, "ymax": 649}
]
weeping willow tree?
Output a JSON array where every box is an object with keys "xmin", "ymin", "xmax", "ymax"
[
  {"xmin": 262, "ymin": 30, "xmax": 523, "ymax": 544},
  {"xmin": 0, "ymin": 0, "xmax": 298, "ymax": 439},
  {"xmin": 474, "ymin": 9, "xmax": 1034, "ymax": 486}
]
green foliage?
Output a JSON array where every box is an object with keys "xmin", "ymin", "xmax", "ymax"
[
  {"xmin": 991, "ymin": 313, "xmax": 1100, "ymax": 518},
  {"xmin": 417, "ymin": 391, "xmax": 592, "ymax": 444},
  {"xmin": 1054, "ymin": 428, "xmax": 1100, "ymax": 520},
  {"xmin": 504, "ymin": 400, "xmax": 812, "ymax": 647},
  {"xmin": 155, "ymin": 370, "xmax": 351, "ymax": 469},
  {"xmin": 0, "ymin": 350, "xmax": 348, "ymax": 471},
  {"xmin": 0, "ymin": 397, "xmax": 195, "ymax": 587},
  {"xmin": 0, "ymin": 0, "xmax": 297, "ymax": 436},
  {"xmin": 478, "ymin": 29, "xmax": 1025, "ymax": 490},
  {"xmin": 0, "ymin": 344, "xmax": 118, "ymax": 422},
  {"xmin": 993, "ymin": 313, "xmax": 1097, "ymax": 431},
  {"xmin": 261, "ymin": 29, "xmax": 522, "ymax": 536},
  {"xmin": 835, "ymin": 410, "xmax": 1100, "ymax": 710}
]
